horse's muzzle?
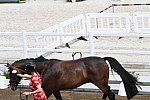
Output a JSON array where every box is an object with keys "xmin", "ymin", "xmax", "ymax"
[
  {"xmin": 10, "ymin": 86, "xmax": 17, "ymax": 91},
  {"xmin": 9, "ymin": 81, "xmax": 18, "ymax": 91}
]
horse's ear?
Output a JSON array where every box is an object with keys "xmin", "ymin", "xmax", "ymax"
[
  {"xmin": 8, "ymin": 66, "xmax": 13, "ymax": 72},
  {"xmin": 5, "ymin": 63, "xmax": 10, "ymax": 67},
  {"xmin": 5, "ymin": 63, "xmax": 13, "ymax": 71}
]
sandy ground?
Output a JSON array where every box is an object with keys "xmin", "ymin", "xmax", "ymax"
[
  {"xmin": 0, "ymin": 0, "xmax": 150, "ymax": 32},
  {"xmin": 0, "ymin": 88, "xmax": 150, "ymax": 100}
]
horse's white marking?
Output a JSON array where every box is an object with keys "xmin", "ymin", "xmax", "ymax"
[{"xmin": 12, "ymin": 70, "xmax": 17, "ymax": 74}]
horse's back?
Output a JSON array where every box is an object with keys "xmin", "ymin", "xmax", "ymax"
[
  {"xmin": 77, "ymin": 56, "xmax": 106, "ymax": 65},
  {"xmin": 48, "ymin": 56, "xmax": 107, "ymax": 70}
]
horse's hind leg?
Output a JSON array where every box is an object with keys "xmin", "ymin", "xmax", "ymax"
[
  {"xmin": 53, "ymin": 91, "xmax": 63, "ymax": 100},
  {"xmin": 92, "ymin": 64, "xmax": 115, "ymax": 100},
  {"xmin": 92, "ymin": 80, "xmax": 114, "ymax": 100},
  {"xmin": 100, "ymin": 85, "xmax": 115, "ymax": 100}
]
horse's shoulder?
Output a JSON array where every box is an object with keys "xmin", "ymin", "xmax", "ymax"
[{"xmin": 46, "ymin": 59, "xmax": 62, "ymax": 67}]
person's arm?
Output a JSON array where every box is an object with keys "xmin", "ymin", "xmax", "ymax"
[
  {"xmin": 23, "ymin": 84, "xmax": 43, "ymax": 96},
  {"xmin": 17, "ymin": 74, "xmax": 32, "ymax": 79},
  {"xmin": 29, "ymin": 84, "xmax": 43, "ymax": 94}
]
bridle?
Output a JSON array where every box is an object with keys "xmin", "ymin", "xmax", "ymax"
[
  {"xmin": 13, "ymin": 67, "xmax": 27, "ymax": 73},
  {"xmin": 19, "ymin": 82, "xmax": 28, "ymax": 100}
]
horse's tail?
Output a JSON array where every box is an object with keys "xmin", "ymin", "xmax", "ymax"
[{"xmin": 103, "ymin": 57, "xmax": 140, "ymax": 99}]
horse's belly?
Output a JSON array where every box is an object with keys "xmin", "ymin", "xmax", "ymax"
[{"xmin": 59, "ymin": 79, "xmax": 88, "ymax": 90}]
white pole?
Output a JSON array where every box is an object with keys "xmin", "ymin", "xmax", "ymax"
[
  {"xmin": 89, "ymin": 32, "xmax": 94, "ymax": 56},
  {"xmin": 22, "ymin": 31, "xmax": 28, "ymax": 58}
]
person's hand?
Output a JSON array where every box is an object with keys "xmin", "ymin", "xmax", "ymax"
[
  {"xmin": 17, "ymin": 74, "xmax": 23, "ymax": 78},
  {"xmin": 17, "ymin": 74, "xmax": 22, "ymax": 76},
  {"xmin": 17, "ymin": 74, "xmax": 31, "ymax": 79},
  {"xmin": 23, "ymin": 92, "xmax": 30, "ymax": 96}
]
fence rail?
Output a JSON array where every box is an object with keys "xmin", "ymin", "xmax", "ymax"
[{"xmin": 0, "ymin": 32, "xmax": 150, "ymax": 57}]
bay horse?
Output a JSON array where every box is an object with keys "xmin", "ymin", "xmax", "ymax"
[{"xmin": 8, "ymin": 56, "xmax": 140, "ymax": 100}]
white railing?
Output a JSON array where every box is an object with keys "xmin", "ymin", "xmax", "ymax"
[
  {"xmin": 37, "ymin": 25, "xmax": 60, "ymax": 56},
  {"xmin": 59, "ymin": 14, "xmax": 86, "ymax": 43},
  {"xmin": 0, "ymin": 32, "xmax": 150, "ymax": 58},
  {"xmin": 86, "ymin": 13, "xmax": 131, "ymax": 33},
  {"xmin": 36, "ymin": 14, "xmax": 86, "ymax": 56},
  {"xmin": 39, "ymin": 25, "xmax": 60, "ymax": 48},
  {"xmin": 133, "ymin": 12, "xmax": 150, "ymax": 33},
  {"xmin": 0, "ymin": 12, "xmax": 150, "ymax": 60}
]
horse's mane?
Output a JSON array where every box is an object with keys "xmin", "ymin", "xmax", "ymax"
[
  {"xmin": 49, "ymin": 59, "xmax": 61, "ymax": 61},
  {"xmin": 14, "ymin": 55, "xmax": 49, "ymax": 63},
  {"xmin": 35, "ymin": 56, "xmax": 49, "ymax": 62}
]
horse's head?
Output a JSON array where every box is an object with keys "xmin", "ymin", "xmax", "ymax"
[
  {"xmin": 8, "ymin": 59, "xmax": 35, "ymax": 91},
  {"xmin": 8, "ymin": 56, "xmax": 48, "ymax": 91}
]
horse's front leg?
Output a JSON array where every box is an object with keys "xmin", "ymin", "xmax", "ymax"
[{"xmin": 53, "ymin": 91, "xmax": 63, "ymax": 100}]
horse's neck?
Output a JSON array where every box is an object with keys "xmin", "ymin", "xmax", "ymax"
[
  {"xmin": 34, "ymin": 59, "xmax": 60, "ymax": 75},
  {"xmin": 35, "ymin": 62, "xmax": 47, "ymax": 75}
]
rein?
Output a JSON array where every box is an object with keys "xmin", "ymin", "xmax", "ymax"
[
  {"xmin": 19, "ymin": 82, "xmax": 28, "ymax": 100},
  {"xmin": 17, "ymin": 68, "xmax": 28, "ymax": 100}
]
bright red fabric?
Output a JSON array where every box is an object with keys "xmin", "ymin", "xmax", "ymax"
[{"xmin": 30, "ymin": 72, "xmax": 47, "ymax": 100}]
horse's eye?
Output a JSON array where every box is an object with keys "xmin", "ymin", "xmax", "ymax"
[{"xmin": 12, "ymin": 70, "xmax": 17, "ymax": 74}]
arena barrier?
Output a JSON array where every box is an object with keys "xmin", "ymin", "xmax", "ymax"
[
  {"xmin": 1, "ymin": 12, "xmax": 150, "ymax": 58},
  {"xmin": 99, "ymin": 3, "xmax": 150, "ymax": 13}
]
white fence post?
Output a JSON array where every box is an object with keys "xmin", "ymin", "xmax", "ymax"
[
  {"xmin": 22, "ymin": 31, "xmax": 28, "ymax": 58},
  {"xmin": 89, "ymin": 32, "xmax": 94, "ymax": 56}
]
